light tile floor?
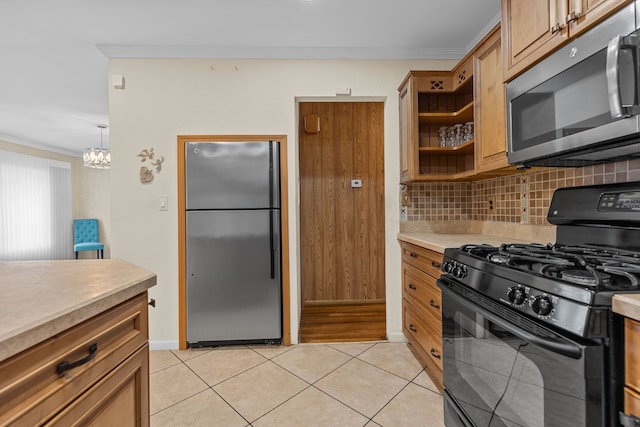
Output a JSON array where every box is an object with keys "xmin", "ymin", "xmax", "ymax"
[{"xmin": 150, "ymin": 341, "xmax": 445, "ymax": 427}]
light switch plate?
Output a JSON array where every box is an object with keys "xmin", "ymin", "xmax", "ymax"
[{"xmin": 159, "ymin": 195, "xmax": 168, "ymax": 211}]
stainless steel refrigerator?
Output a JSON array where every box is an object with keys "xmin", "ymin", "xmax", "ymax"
[{"xmin": 185, "ymin": 140, "xmax": 281, "ymax": 346}]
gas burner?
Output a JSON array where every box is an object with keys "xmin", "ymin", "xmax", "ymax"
[
  {"xmin": 597, "ymin": 262, "xmax": 640, "ymax": 288},
  {"xmin": 488, "ymin": 253, "xmax": 510, "ymax": 264},
  {"xmin": 560, "ymin": 269, "xmax": 612, "ymax": 287}
]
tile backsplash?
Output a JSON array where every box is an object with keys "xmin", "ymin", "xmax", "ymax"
[{"xmin": 405, "ymin": 159, "xmax": 640, "ymax": 225}]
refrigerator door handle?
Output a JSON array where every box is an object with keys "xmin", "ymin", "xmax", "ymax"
[
  {"xmin": 269, "ymin": 141, "xmax": 280, "ymax": 209},
  {"xmin": 269, "ymin": 141, "xmax": 274, "ymax": 208},
  {"xmin": 269, "ymin": 210, "xmax": 275, "ymax": 279}
]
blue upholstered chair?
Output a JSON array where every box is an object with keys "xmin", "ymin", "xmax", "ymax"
[{"xmin": 73, "ymin": 219, "xmax": 104, "ymax": 259}]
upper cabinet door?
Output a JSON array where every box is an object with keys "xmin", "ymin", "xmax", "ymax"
[
  {"xmin": 502, "ymin": 0, "xmax": 633, "ymax": 82},
  {"xmin": 399, "ymin": 77, "xmax": 416, "ymax": 183},
  {"xmin": 474, "ymin": 27, "xmax": 510, "ymax": 173},
  {"xmin": 502, "ymin": 0, "xmax": 568, "ymax": 81},
  {"xmin": 567, "ymin": 0, "xmax": 632, "ymax": 37}
]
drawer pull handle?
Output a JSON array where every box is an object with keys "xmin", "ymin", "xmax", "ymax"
[
  {"xmin": 408, "ymin": 284, "xmax": 417, "ymax": 290},
  {"xmin": 409, "ymin": 324, "xmax": 417, "ymax": 333},
  {"xmin": 409, "ymin": 252, "xmax": 418, "ymax": 258},
  {"xmin": 431, "ymin": 261, "xmax": 441, "ymax": 268},
  {"xmin": 430, "ymin": 348, "xmax": 441, "ymax": 359},
  {"xmin": 57, "ymin": 343, "xmax": 98, "ymax": 375},
  {"xmin": 430, "ymin": 299, "xmax": 440, "ymax": 309},
  {"xmin": 149, "ymin": 298, "xmax": 156, "ymax": 307}
]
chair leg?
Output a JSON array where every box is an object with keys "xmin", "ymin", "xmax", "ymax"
[
  {"xmin": 100, "ymin": 249, "xmax": 104, "ymax": 259},
  {"xmin": 75, "ymin": 251, "xmax": 78, "ymax": 259}
]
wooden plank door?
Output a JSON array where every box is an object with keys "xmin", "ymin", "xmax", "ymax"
[{"xmin": 299, "ymin": 102, "xmax": 385, "ymax": 304}]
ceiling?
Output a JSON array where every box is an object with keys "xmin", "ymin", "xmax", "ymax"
[{"xmin": 0, "ymin": 0, "xmax": 500, "ymax": 156}]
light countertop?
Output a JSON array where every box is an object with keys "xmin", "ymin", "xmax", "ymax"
[
  {"xmin": 397, "ymin": 231, "xmax": 545, "ymax": 254},
  {"xmin": 0, "ymin": 259, "xmax": 156, "ymax": 362},
  {"xmin": 613, "ymin": 294, "xmax": 640, "ymax": 322}
]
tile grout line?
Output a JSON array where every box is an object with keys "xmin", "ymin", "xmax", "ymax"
[
  {"xmin": 367, "ymin": 379, "xmax": 414, "ymax": 425},
  {"xmin": 159, "ymin": 350, "xmax": 255, "ymax": 425},
  {"xmin": 150, "ymin": 343, "xmax": 439, "ymax": 425},
  {"xmin": 249, "ymin": 343, "xmax": 363, "ymax": 422},
  {"xmin": 235, "ymin": 343, "xmax": 375, "ymax": 425}
]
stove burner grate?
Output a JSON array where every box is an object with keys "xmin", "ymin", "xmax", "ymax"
[
  {"xmin": 459, "ymin": 241, "xmax": 640, "ymax": 291},
  {"xmin": 559, "ymin": 269, "xmax": 612, "ymax": 286}
]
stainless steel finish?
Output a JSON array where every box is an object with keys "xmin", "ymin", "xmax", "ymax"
[
  {"xmin": 185, "ymin": 140, "xmax": 282, "ymax": 345},
  {"xmin": 511, "ymin": 117, "xmax": 640, "ymax": 165},
  {"xmin": 607, "ymin": 35, "xmax": 625, "ymax": 118},
  {"xmin": 186, "ymin": 210, "xmax": 281, "ymax": 343},
  {"xmin": 186, "ymin": 141, "xmax": 280, "ymax": 210},
  {"xmin": 507, "ymin": 3, "xmax": 636, "ymax": 100},
  {"xmin": 506, "ymin": 2, "xmax": 639, "ymax": 166},
  {"xmin": 607, "ymin": 35, "xmax": 640, "ymax": 118}
]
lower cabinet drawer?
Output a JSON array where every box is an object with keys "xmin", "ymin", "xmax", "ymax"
[
  {"xmin": 402, "ymin": 262, "xmax": 442, "ymax": 330},
  {"xmin": 403, "ymin": 301, "xmax": 442, "ymax": 371},
  {"xmin": 45, "ymin": 344, "xmax": 150, "ymax": 427},
  {"xmin": 0, "ymin": 293, "xmax": 148, "ymax": 426},
  {"xmin": 401, "ymin": 242, "xmax": 443, "ymax": 279},
  {"xmin": 624, "ymin": 386, "xmax": 640, "ymax": 419}
]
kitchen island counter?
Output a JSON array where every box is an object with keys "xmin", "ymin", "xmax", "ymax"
[{"xmin": 0, "ymin": 259, "xmax": 156, "ymax": 362}]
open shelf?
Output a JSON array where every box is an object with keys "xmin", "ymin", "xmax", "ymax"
[
  {"xmin": 419, "ymin": 140, "xmax": 474, "ymax": 155},
  {"xmin": 418, "ymin": 101, "xmax": 474, "ymax": 126}
]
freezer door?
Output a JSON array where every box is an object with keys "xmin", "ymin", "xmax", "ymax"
[
  {"xmin": 186, "ymin": 209, "xmax": 281, "ymax": 343},
  {"xmin": 185, "ymin": 141, "xmax": 280, "ymax": 210}
]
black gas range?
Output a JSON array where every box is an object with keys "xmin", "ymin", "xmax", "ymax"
[{"xmin": 439, "ymin": 182, "xmax": 640, "ymax": 427}]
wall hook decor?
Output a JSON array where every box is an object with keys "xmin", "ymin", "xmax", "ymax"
[{"xmin": 136, "ymin": 147, "xmax": 164, "ymax": 184}]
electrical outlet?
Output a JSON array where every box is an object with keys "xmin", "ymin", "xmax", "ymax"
[
  {"xmin": 400, "ymin": 189, "xmax": 411, "ymax": 206},
  {"xmin": 488, "ymin": 197, "xmax": 494, "ymax": 210}
]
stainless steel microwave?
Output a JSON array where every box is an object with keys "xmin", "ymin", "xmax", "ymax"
[{"xmin": 506, "ymin": 1, "xmax": 640, "ymax": 167}]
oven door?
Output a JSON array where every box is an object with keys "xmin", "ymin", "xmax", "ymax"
[{"xmin": 438, "ymin": 277, "xmax": 606, "ymax": 427}]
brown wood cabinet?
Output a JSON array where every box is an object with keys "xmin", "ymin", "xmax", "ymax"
[
  {"xmin": 474, "ymin": 26, "xmax": 511, "ymax": 174},
  {"xmin": 398, "ymin": 25, "xmax": 511, "ymax": 182},
  {"xmin": 399, "ymin": 79, "xmax": 414, "ymax": 183},
  {"xmin": 398, "ymin": 70, "xmax": 475, "ymax": 182},
  {"xmin": 502, "ymin": 0, "xmax": 631, "ymax": 81},
  {"xmin": 400, "ymin": 242, "xmax": 444, "ymax": 391},
  {"xmin": 624, "ymin": 318, "xmax": 640, "ymax": 420},
  {"xmin": 0, "ymin": 293, "xmax": 150, "ymax": 426}
]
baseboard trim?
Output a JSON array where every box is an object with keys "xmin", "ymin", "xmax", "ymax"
[
  {"xmin": 150, "ymin": 340, "xmax": 179, "ymax": 351},
  {"xmin": 386, "ymin": 332, "xmax": 407, "ymax": 343}
]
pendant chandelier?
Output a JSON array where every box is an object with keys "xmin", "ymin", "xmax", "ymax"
[{"xmin": 83, "ymin": 124, "xmax": 110, "ymax": 169}]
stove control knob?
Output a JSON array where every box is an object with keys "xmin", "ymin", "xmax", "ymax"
[
  {"xmin": 507, "ymin": 286, "xmax": 526, "ymax": 305},
  {"xmin": 442, "ymin": 262, "xmax": 453, "ymax": 274},
  {"xmin": 452, "ymin": 265, "xmax": 467, "ymax": 279},
  {"xmin": 532, "ymin": 295, "xmax": 553, "ymax": 316}
]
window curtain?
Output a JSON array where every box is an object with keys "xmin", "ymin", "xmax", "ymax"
[{"xmin": 0, "ymin": 150, "xmax": 72, "ymax": 260}]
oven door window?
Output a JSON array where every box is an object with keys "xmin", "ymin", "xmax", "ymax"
[{"xmin": 442, "ymin": 288, "xmax": 604, "ymax": 427}]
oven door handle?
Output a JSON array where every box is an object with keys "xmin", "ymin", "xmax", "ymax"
[{"xmin": 443, "ymin": 285, "xmax": 583, "ymax": 359}]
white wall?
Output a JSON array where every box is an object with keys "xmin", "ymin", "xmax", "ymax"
[
  {"xmin": 0, "ymin": 140, "xmax": 111, "ymax": 258},
  {"xmin": 75, "ymin": 166, "xmax": 111, "ymax": 258},
  {"xmin": 107, "ymin": 58, "xmax": 456, "ymax": 348}
]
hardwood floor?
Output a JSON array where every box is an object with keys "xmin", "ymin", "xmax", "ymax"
[{"xmin": 299, "ymin": 303, "xmax": 386, "ymax": 343}]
